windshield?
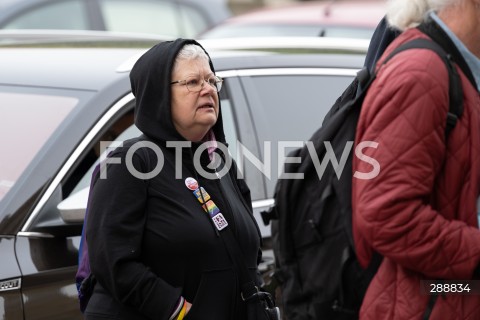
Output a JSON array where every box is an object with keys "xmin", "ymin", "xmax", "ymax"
[{"xmin": 0, "ymin": 91, "xmax": 78, "ymax": 202}]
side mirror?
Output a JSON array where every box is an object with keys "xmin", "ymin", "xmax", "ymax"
[{"xmin": 57, "ymin": 187, "xmax": 89, "ymax": 223}]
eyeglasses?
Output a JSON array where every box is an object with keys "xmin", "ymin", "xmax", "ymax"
[{"xmin": 170, "ymin": 75, "xmax": 223, "ymax": 93}]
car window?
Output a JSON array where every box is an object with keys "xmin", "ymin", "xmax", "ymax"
[
  {"xmin": 243, "ymin": 74, "xmax": 354, "ymax": 196},
  {"xmin": 69, "ymin": 123, "xmax": 141, "ymax": 197},
  {"xmin": 65, "ymin": 110, "xmax": 136, "ymax": 197},
  {"xmin": 219, "ymin": 97, "xmax": 238, "ymax": 160},
  {"xmin": 0, "ymin": 92, "xmax": 78, "ymax": 202},
  {"xmin": 176, "ymin": 3, "xmax": 209, "ymax": 38},
  {"xmin": 99, "ymin": 0, "xmax": 207, "ymax": 38},
  {"xmin": 2, "ymin": 0, "xmax": 88, "ymax": 30}
]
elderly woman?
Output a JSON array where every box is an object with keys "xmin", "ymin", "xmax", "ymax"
[
  {"xmin": 352, "ymin": 0, "xmax": 480, "ymax": 319},
  {"xmin": 84, "ymin": 39, "xmax": 264, "ymax": 320}
]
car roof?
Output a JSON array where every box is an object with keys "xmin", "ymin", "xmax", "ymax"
[
  {"xmin": 0, "ymin": 31, "xmax": 368, "ymax": 90},
  {"xmin": 0, "ymin": 46, "xmax": 143, "ymax": 90},
  {"xmin": 0, "ymin": 31, "xmax": 159, "ymax": 90},
  {"xmin": 216, "ymin": 0, "xmax": 386, "ymax": 27}
]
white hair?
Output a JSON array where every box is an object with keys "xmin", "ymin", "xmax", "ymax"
[
  {"xmin": 173, "ymin": 44, "xmax": 209, "ymax": 72},
  {"xmin": 386, "ymin": 0, "xmax": 457, "ymax": 31}
]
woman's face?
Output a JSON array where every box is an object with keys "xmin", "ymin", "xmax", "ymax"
[{"xmin": 171, "ymin": 58, "xmax": 219, "ymax": 142}]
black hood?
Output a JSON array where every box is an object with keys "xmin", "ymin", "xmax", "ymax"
[{"xmin": 130, "ymin": 38, "xmax": 226, "ymax": 144}]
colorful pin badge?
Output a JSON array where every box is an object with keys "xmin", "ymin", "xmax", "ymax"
[
  {"xmin": 212, "ymin": 213, "xmax": 228, "ymax": 231},
  {"xmin": 205, "ymin": 200, "xmax": 220, "ymax": 217},
  {"xmin": 187, "ymin": 183, "xmax": 229, "ymax": 232},
  {"xmin": 185, "ymin": 177, "xmax": 198, "ymax": 191},
  {"xmin": 193, "ymin": 187, "xmax": 210, "ymax": 204}
]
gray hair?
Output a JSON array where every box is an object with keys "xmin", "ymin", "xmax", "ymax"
[
  {"xmin": 173, "ymin": 44, "xmax": 210, "ymax": 72},
  {"xmin": 386, "ymin": 0, "xmax": 457, "ymax": 31}
]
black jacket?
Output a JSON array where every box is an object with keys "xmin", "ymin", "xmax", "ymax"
[{"xmin": 85, "ymin": 39, "xmax": 262, "ymax": 320}]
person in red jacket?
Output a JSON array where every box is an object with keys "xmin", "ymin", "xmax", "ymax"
[{"xmin": 352, "ymin": 0, "xmax": 480, "ymax": 319}]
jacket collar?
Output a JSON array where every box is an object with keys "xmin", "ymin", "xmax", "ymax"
[{"xmin": 418, "ymin": 15, "xmax": 478, "ymax": 89}]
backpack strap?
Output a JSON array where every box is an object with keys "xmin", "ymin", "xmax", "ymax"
[
  {"xmin": 382, "ymin": 38, "xmax": 463, "ymax": 139},
  {"xmin": 76, "ymin": 163, "xmax": 101, "ymax": 312},
  {"xmin": 419, "ymin": 18, "xmax": 477, "ymax": 89}
]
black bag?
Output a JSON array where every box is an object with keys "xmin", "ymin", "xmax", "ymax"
[
  {"xmin": 243, "ymin": 286, "xmax": 281, "ymax": 320},
  {"xmin": 216, "ymin": 167, "xmax": 281, "ymax": 320},
  {"xmin": 262, "ymin": 38, "xmax": 463, "ymax": 320}
]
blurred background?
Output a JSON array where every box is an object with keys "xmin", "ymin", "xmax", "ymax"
[
  {"xmin": 0, "ymin": 0, "xmax": 386, "ymax": 41},
  {"xmin": 230, "ymin": 0, "xmax": 310, "ymax": 15}
]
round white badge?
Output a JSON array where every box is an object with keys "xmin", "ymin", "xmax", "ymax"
[{"xmin": 185, "ymin": 177, "xmax": 199, "ymax": 190}]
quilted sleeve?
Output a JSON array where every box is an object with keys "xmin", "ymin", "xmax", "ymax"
[{"xmin": 352, "ymin": 50, "xmax": 480, "ymax": 280}]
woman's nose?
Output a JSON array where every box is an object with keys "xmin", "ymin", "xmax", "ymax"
[{"xmin": 200, "ymin": 79, "xmax": 216, "ymax": 93}]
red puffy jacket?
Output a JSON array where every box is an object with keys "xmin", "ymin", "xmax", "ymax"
[{"xmin": 352, "ymin": 28, "xmax": 480, "ymax": 319}]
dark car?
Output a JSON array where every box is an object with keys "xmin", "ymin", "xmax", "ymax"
[
  {"xmin": 0, "ymin": 31, "xmax": 367, "ymax": 318},
  {"xmin": 0, "ymin": 0, "xmax": 231, "ymax": 38},
  {"xmin": 199, "ymin": 0, "xmax": 385, "ymax": 40}
]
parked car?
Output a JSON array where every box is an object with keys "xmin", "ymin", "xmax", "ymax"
[
  {"xmin": 199, "ymin": 0, "xmax": 386, "ymax": 40},
  {"xmin": 0, "ymin": 31, "xmax": 367, "ymax": 318},
  {"xmin": 0, "ymin": 0, "xmax": 231, "ymax": 38}
]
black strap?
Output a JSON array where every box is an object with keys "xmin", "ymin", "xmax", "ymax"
[
  {"xmin": 418, "ymin": 18, "xmax": 477, "ymax": 89},
  {"xmin": 381, "ymin": 38, "xmax": 463, "ymax": 139},
  {"xmin": 194, "ymin": 174, "xmax": 260, "ymax": 300},
  {"xmin": 260, "ymin": 205, "xmax": 277, "ymax": 225},
  {"xmin": 220, "ymin": 226, "xmax": 261, "ymax": 300},
  {"xmin": 422, "ymin": 295, "xmax": 439, "ymax": 320}
]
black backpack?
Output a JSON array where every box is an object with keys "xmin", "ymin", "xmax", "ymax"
[{"xmin": 262, "ymin": 38, "xmax": 463, "ymax": 320}]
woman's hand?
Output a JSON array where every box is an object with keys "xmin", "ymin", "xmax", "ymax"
[{"xmin": 185, "ymin": 301, "xmax": 192, "ymax": 315}]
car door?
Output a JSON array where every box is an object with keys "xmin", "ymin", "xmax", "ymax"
[
  {"xmin": 0, "ymin": 236, "xmax": 23, "ymax": 320},
  {"xmin": 13, "ymin": 93, "xmax": 136, "ymax": 319}
]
